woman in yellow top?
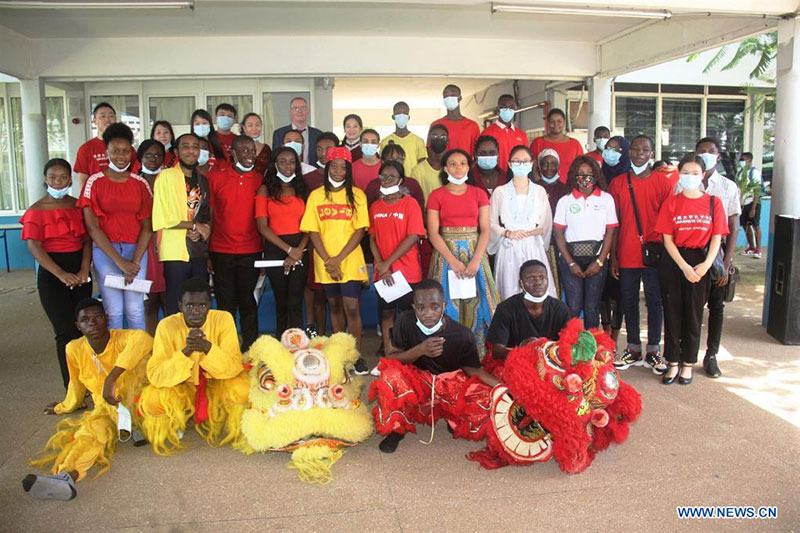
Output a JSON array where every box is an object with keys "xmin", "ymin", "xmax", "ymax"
[
  {"xmin": 151, "ymin": 133, "xmax": 212, "ymax": 315},
  {"xmin": 300, "ymin": 146, "xmax": 369, "ymax": 356},
  {"xmin": 26, "ymin": 299, "xmax": 152, "ymax": 500}
]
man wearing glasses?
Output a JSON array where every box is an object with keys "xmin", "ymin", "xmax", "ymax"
[{"xmin": 271, "ymin": 96, "xmax": 322, "ymax": 167}]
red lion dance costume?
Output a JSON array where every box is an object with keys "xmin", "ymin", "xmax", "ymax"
[{"xmin": 468, "ymin": 319, "xmax": 642, "ymax": 473}]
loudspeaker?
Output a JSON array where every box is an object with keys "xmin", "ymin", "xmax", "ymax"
[{"xmin": 767, "ymin": 215, "xmax": 800, "ymax": 344}]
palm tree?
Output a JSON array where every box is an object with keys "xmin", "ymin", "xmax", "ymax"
[{"xmin": 687, "ymin": 32, "xmax": 777, "ymax": 83}]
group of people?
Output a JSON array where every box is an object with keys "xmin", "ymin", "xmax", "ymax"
[{"xmin": 20, "ymin": 84, "xmax": 747, "ymax": 498}]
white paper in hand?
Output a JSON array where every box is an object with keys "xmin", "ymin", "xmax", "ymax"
[
  {"xmin": 254, "ymin": 260, "xmax": 285, "ymax": 268},
  {"xmin": 447, "ymin": 270, "xmax": 476, "ymax": 300},
  {"xmin": 117, "ymin": 403, "xmax": 132, "ymax": 442},
  {"xmin": 374, "ymin": 271, "xmax": 413, "ymax": 303},
  {"xmin": 104, "ymin": 274, "xmax": 152, "ymax": 294}
]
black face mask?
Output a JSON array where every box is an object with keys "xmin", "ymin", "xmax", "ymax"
[{"xmin": 430, "ymin": 139, "xmax": 447, "ymax": 153}]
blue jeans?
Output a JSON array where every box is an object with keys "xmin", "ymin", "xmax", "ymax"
[
  {"xmin": 93, "ymin": 243, "xmax": 148, "ymax": 330},
  {"xmin": 558, "ymin": 256, "xmax": 607, "ymax": 329},
  {"xmin": 619, "ymin": 266, "xmax": 662, "ymax": 353}
]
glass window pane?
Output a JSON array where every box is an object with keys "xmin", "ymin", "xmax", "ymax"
[
  {"xmin": 10, "ymin": 97, "xmax": 27, "ymax": 208},
  {"xmin": 614, "ymin": 96, "xmax": 656, "ymax": 143},
  {"xmin": 706, "ymin": 99, "xmax": 745, "ymax": 176},
  {"xmin": 47, "ymin": 96, "xmax": 67, "ymax": 161},
  {"xmin": 263, "ymin": 92, "xmax": 311, "ymax": 147},
  {"xmin": 660, "ymin": 98, "xmax": 701, "ymax": 164},
  {"xmin": 206, "ymin": 95, "xmax": 253, "ymax": 126},
  {"xmin": 148, "ymin": 96, "xmax": 196, "ymax": 137},
  {"xmin": 0, "ymin": 97, "xmax": 12, "ymax": 211},
  {"xmin": 90, "ymin": 95, "xmax": 141, "ymax": 142}
]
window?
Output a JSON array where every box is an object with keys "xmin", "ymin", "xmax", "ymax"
[
  {"xmin": 660, "ymin": 98, "xmax": 701, "ymax": 164},
  {"xmin": 706, "ymin": 99, "xmax": 745, "ymax": 175},
  {"xmin": 263, "ymin": 92, "xmax": 310, "ymax": 146},
  {"xmin": 206, "ymin": 95, "xmax": 253, "ymax": 121},
  {"xmin": 10, "ymin": 97, "xmax": 26, "ymax": 208},
  {"xmin": 614, "ymin": 96, "xmax": 656, "ymax": 142},
  {"xmin": 762, "ymin": 97, "xmax": 775, "ymax": 184},
  {"xmin": 148, "ymin": 96, "xmax": 196, "ymax": 136},
  {"xmin": 0, "ymin": 97, "xmax": 12, "ymax": 211},
  {"xmin": 47, "ymin": 96, "xmax": 67, "ymax": 161},
  {"xmin": 90, "ymin": 95, "xmax": 141, "ymax": 142}
]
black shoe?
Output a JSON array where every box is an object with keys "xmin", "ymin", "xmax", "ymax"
[
  {"xmin": 378, "ymin": 432, "xmax": 405, "ymax": 453},
  {"xmin": 662, "ymin": 364, "xmax": 679, "ymax": 385},
  {"xmin": 678, "ymin": 364, "xmax": 693, "ymax": 385},
  {"xmin": 305, "ymin": 324, "xmax": 319, "ymax": 338},
  {"xmin": 353, "ymin": 357, "xmax": 369, "ymax": 376},
  {"xmin": 703, "ymin": 354, "xmax": 722, "ymax": 378}
]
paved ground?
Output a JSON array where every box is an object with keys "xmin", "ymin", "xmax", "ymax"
[{"xmin": 0, "ymin": 255, "xmax": 798, "ymax": 531}]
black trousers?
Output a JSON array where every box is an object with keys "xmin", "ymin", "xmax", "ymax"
[
  {"xmin": 659, "ymin": 248, "xmax": 709, "ymax": 364},
  {"xmin": 163, "ymin": 258, "xmax": 208, "ymax": 316},
  {"xmin": 38, "ymin": 251, "xmax": 92, "ymax": 388},
  {"xmin": 263, "ymin": 234, "xmax": 308, "ymax": 334},
  {"xmin": 210, "ymin": 251, "xmax": 261, "ymax": 351},
  {"xmin": 706, "ymin": 278, "xmax": 729, "ymax": 356}
]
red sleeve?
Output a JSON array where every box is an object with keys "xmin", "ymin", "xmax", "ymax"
[
  {"xmin": 19, "ymin": 210, "xmax": 43, "ymax": 241},
  {"xmin": 73, "ymin": 144, "xmax": 89, "ymax": 175},
  {"xmin": 712, "ymin": 196, "xmax": 730, "ymax": 236},
  {"xmin": 654, "ymin": 197, "xmax": 675, "ymax": 236},
  {"xmin": 406, "ymin": 198, "xmax": 425, "ymax": 236},
  {"xmin": 368, "ymin": 203, "xmax": 377, "ymax": 235},
  {"xmin": 426, "ymin": 189, "xmax": 441, "ymax": 211},
  {"xmin": 529, "ymin": 137, "xmax": 543, "ymax": 156},
  {"xmin": 137, "ymin": 180, "xmax": 153, "ymax": 221},
  {"xmin": 76, "ymin": 177, "xmax": 101, "ymax": 215},
  {"xmin": 474, "ymin": 185, "xmax": 490, "ymax": 207},
  {"xmin": 254, "ymin": 195, "xmax": 268, "ymax": 218}
]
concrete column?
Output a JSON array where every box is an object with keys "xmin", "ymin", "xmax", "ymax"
[
  {"xmin": 763, "ymin": 17, "xmax": 800, "ymax": 325},
  {"xmin": 748, "ymin": 93, "xmax": 765, "ymax": 169},
  {"xmin": 313, "ymin": 77, "xmax": 334, "ymax": 131},
  {"xmin": 587, "ymin": 76, "xmax": 613, "ymax": 138},
  {"xmin": 19, "ymin": 77, "xmax": 48, "ymax": 208}
]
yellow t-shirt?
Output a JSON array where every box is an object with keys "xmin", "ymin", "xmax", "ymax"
[
  {"xmin": 55, "ymin": 330, "xmax": 153, "ymax": 414},
  {"xmin": 411, "ymin": 159, "xmax": 444, "ymax": 203},
  {"xmin": 300, "ymin": 186, "xmax": 370, "ymax": 284},
  {"xmin": 380, "ymin": 132, "xmax": 427, "ymax": 176}
]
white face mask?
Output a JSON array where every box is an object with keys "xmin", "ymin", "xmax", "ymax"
[
  {"xmin": 235, "ymin": 161, "xmax": 254, "ymax": 172},
  {"xmin": 678, "ymin": 173, "xmax": 703, "ymax": 191},
  {"xmin": 416, "ymin": 315, "xmax": 444, "ymax": 336},
  {"xmin": 380, "ymin": 184, "xmax": 400, "ymax": 196},
  {"xmin": 277, "ymin": 170, "xmax": 295, "ymax": 183},
  {"xmin": 447, "ymin": 173, "xmax": 468, "ymax": 185},
  {"xmin": 595, "ymin": 138, "xmax": 608, "ymax": 150},
  {"xmin": 631, "ymin": 161, "xmax": 650, "ymax": 175},
  {"xmin": 443, "ymin": 96, "xmax": 459, "ymax": 111},
  {"xmin": 46, "ymin": 185, "xmax": 70, "ymax": 199},
  {"xmin": 328, "ymin": 177, "xmax": 345, "ymax": 188},
  {"xmin": 197, "ymin": 149, "xmax": 210, "ymax": 166},
  {"xmin": 698, "ymin": 153, "xmax": 718, "ymax": 172},
  {"xmin": 523, "ymin": 290, "xmax": 548, "ymax": 304},
  {"xmin": 107, "ymin": 161, "xmax": 130, "ymax": 173},
  {"xmin": 140, "ymin": 166, "xmax": 162, "ymax": 175},
  {"xmin": 541, "ymin": 174, "xmax": 559, "ymax": 184}
]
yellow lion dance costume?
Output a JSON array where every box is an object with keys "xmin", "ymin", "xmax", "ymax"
[{"xmin": 238, "ymin": 329, "xmax": 373, "ymax": 485}]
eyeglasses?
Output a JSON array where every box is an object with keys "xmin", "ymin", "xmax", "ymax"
[
  {"xmin": 576, "ymin": 174, "xmax": 594, "ymax": 180},
  {"xmin": 378, "ymin": 174, "xmax": 400, "ymax": 181},
  {"xmin": 429, "ymin": 135, "xmax": 447, "ymax": 141},
  {"xmin": 290, "ymin": 106, "xmax": 308, "ymax": 112},
  {"xmin": 143, "ymin": 152, "xmax": 163, "ymax": 160},
  {"xmin": 509, "ymin": 160, "xmax": 532, "ymax": 166}
]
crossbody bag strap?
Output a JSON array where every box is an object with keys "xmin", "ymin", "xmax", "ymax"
[{"xmin": 626, "ymin": 170, "xmax": 644, "ymax": 243}]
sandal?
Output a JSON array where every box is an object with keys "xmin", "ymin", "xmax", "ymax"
[
  {"xmin": 662, "ymin": 362, "xmax": 679, "ymax": 385},
  {"xmin": 679, "ymin": 363, "xmax": 693, "ymax": 385}
]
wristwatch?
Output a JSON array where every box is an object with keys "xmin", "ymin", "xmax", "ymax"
[{"xmin": 596, "ymin": 258, "xmax": 604, "ymax": 267}]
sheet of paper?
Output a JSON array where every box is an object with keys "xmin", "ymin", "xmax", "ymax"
[
  {"xmin": 104, "ymin": 274, "xmax": 152, "ymax": 294},
  {"xmin": 374, "ymin": 270, "xmax": 413, "ymax": 303},
  {"xmin": 254, "ymin": 260, "xmax": 285, "ymax": 268},
  {"xmin": 447, "ymin": 270, "xmax": 476, "ymax": 300},
  {"xmin": 117, "ymin": 404, "xmax": 132, "ymax": 442}
]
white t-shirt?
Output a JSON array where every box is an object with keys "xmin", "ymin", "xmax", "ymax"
[{"xmin": 553, "ymin": 189, "xmax": 618, "ymax": 242}]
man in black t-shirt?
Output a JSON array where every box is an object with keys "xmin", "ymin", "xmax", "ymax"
[
  {"xmin": 484, "ymin": 260, "xmax": 570, "ymax": 377},
  {"xmin": 369, "ymin": 279, "xmax": 499, "ymax": 453}
]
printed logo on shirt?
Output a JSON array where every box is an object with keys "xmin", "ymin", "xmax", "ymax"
[
  {"xmin": 374, "ymin": 212, "xmax": 405, "ymax": 221},
  {"xmin": 569, "ymin": 203, "xmax": 582, "ymax": 214},
  {"xmin": 317, "ymin": 204, "xmax": 354, "ymax": 221},
  {"xmin": 673, "ymin": 213, "xmax": 712, "ymax": 232}
]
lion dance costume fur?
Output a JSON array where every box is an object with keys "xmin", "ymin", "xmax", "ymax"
[
  {"xmin": 238, "ymin": 329, "xmax": 373, "ymax": 484},
  {"xmin": 468, "ymin": 319, "xmax": 642, "ymax": 473}
]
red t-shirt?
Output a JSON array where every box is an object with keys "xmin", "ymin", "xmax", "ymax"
[
  {"xmin": 19, "ymin": 207, "xmax": 87, "ymax": 253},
  {"xmin": 426, "ymin": 185, "xmax": 489, "ymax": 227},
  {"xmin": 481, "ymin": 121, "xmax": 529, "ymax": 172},
  {"xmin": 586, "ymin": 151, "xmax": 603, "ymax": 164},
  {"xmin": 430, "ymin": 116, "xmax": 481, "ymax": 155},
  {"xmin": 529, "ymin": 137, "xmax": 584, "ymax": 183},
  {"xmin": 216, "ymin": 131, "xmax": 235, "ymax": 160},
  {"xmin": 365, "ymin": 176, "xmax": 425, "ymax": 212},
  {"xmin": 254, "ymin": 194, "xmax": 305, "ymax": 236},
  {"xmin": 207, "ymin": 167, "xmax": 262, "ymax": 254},
  {"xmin": 655, "ymin": 193, "xmax": 729, "ymax": 249},
  {"xmin": 74, "ymin": 137, "xmax": 139, "ymax": 176},
  {"xmin": 352, "ymin": 158, "xmax": 381, "ymax": 191},
  {"xmin": 77, "ymin": 172, "xmax": 153, "ymax": 244},
  {"xmin": 369, "ymin": 195, "xmax": 425, "ymax": 283},
  {"xmin": 609, "ymin": 171, "xmax": 676, "ymax": 268}
]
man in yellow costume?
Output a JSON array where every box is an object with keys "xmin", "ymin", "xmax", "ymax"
[
  {"xmin": 139, "ymin": 277, "xmax": 249, "ymax": 455},
  {"xmin": 25, "ymin": 298, "xmax": 153, "ymax": 500}
]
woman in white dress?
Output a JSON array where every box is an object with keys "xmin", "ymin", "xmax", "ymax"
[{"xmin": 489, "ymin": 145, "xmax": 556, "ymax": 300}]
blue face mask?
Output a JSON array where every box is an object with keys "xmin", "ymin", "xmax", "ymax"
[
  {"xmin": 699, "ymin": 153, "xmax": 718, "ymax": 172},
  {"xmin": 164, "ymin": 141, "xmax": 172, "ymax": 150},
  {"xmin": 541, "ymin": 173, "xmax": 559, "ymax": 184},
  {"xmin": 394, "ymin": 113, "xmax": 410, "ymax": 129},
  {"xmin": 194, "ymin": 124, "xmax": 211, "ymax": 138},
  {"xmin": 277, "ymin": 170, "xmax": 295, "ymax": 183},
  {"xmin": 197, "ymin": 149, "xmax": 210, "ymax": 166},
  {"xmin": 602, "ymin": 148, "xmax": 621, "ymax": 166},
  {"xmin": 631, "ymin": 161, "xmax": 650, "ymax": 175},
  {"xmin": 285, "ymin": 142, "xmax": 303, "ymax": 156},
  {"xmin": 47, "ymin": 185, "xmax": 70, "ymax": 199},
  {"xmin": 361, "ymin": 144, "xmax": 379, "ymax": 157},
  {"xmin": 511, "ymin": 162, "xmax": 533, "ymax": 178},
  {"xmin": 416, "ymin": 315, "xmax": 444, "ymax": 336},
  {"xmin": 216, "ymin": 115, "xmax": 235, "ymax": 132},
  {"xmin": 477, "ymin": 155, "xmax": 498, "ymax": 170},
  {"xmin": 498, "ymin": 108, "xmax": 515, "ymax": 123},
  {"xmin": 443, "ymin": 96, "xmax": 459, "ymax": 111},
  {"xmin": 595, "ymin": 138, "xmax": 608, "ymax": 150},
  {"xmin": 447, "ymin": 173, "xmax": 468, "ymax": 185},
  {"xmin": 679, "ymin": 173, "xmax": 702, "ymax": 191}
]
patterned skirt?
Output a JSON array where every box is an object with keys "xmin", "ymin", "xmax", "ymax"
[{"xmin": 429, "ymin": 227, "xmax": 499, "ymax": 353}]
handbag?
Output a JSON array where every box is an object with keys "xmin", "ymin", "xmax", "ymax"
[
  {"xmin": 568, "ymin": 240, "xmax": 603, "ymax": 258},
  {"xmin": 707, "ymin": 195, "xmax": 726, "ymax": 281},
  {"xmin": 626, "ymin": 171, "xmax": 662, "ymax": 266}
]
